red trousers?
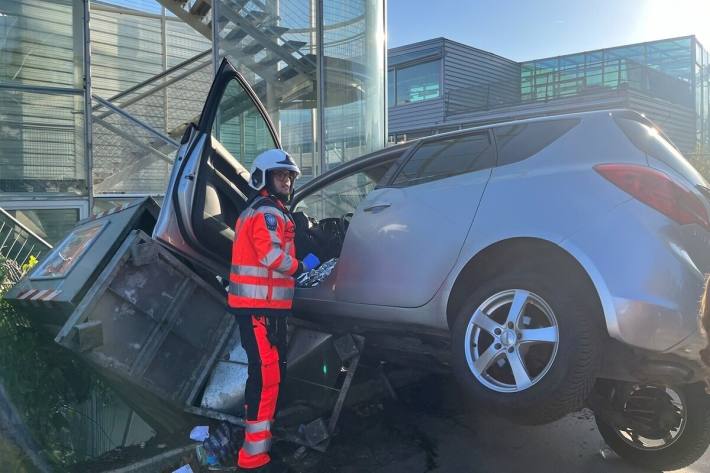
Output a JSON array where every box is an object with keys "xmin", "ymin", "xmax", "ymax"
[{"xmin": 236, "ymin": 315, "xmax": 287, "ymax": 469}]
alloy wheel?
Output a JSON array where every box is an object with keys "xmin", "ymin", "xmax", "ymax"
[{"xmin": 464, "ymin": 289, "xmax": 560, "ymax": 393}]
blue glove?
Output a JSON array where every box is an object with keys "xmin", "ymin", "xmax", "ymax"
[{"xmin": 302, "ymin": 253, "xmax": 321, "ymax": 272}]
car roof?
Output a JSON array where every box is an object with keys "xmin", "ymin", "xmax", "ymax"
[
  {"xmin": 424, "ymin": 108, "xmax": 641, "ymax": 142},
  {"xmin": 295, "ymin": 108, "xmax": 647, "ymax": 197}
]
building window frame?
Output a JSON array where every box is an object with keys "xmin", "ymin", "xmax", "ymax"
[
  {"xmin": 0, "ymin": 199, "xmax": 89, "ymax": 220},
  {"xmin": 388, "ymin": 52, "xmax": 443, "ymax": 108}
]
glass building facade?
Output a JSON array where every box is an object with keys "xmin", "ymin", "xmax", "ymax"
[
  {"xmin": 0, "ymin": 0, "xmax": 386, "ymax": 243},
  {"xmin": 521, "ymin": 36, "xmax": 710, "ymax": 149},
  {"xmin": 388, "ymin": 36, "xmax": 710, "ymax": 158},
  {"xmin": 214, "ymin": 0, "xmax": 386, "ymax": 177}
]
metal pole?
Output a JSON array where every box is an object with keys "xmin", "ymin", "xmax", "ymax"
[
  {"xmin": 83, "ymin": 0, "xmax": 94, "ymax": 213},
  {"xmin": 161, "ymin": 7, "xmax": 169, "ymax": 133},
  {"xmin": 316, "ymin": 0, "xmax": 325, "ymax": 175},
  {"xmin": 382, "ymin": 0, "xmax": 388, "ymax": 147},
  {"xmin": 212, "ymin": 0, "xmax": 220, "ymax": 76}
]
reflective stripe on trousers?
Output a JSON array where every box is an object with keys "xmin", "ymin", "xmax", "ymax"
[{"xmin": 236, "ymin": 315, "xmax": 287, "ymax": 469}]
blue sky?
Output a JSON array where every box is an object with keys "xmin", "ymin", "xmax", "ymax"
[{"xmin": 387, "ymin": 0, "xmax": 710, "ymax": 60}]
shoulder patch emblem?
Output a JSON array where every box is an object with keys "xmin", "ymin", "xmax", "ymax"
[{"xmin": 264, "ymin": 213, "xmax": 278, "ymax": 231}]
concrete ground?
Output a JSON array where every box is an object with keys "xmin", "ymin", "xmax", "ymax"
[{"xmin": 271, "ymin": 374, "xmax": 710, "ymax": 473}]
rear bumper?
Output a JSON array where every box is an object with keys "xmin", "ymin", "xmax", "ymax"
[{"xmin": 561, "ymin": 199, "xmax": 710, "ymax": 360}]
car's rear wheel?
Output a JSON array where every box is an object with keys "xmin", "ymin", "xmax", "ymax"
[
  {"xmin": 451, "ymin": 266, "xmax": 602, "ymax": 424},
  {"xmin": 595, "ymin": 382, "xmax": 710, "ymax": 471}
]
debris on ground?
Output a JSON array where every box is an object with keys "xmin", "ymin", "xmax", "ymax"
[
  {"xmin": 172, "ymin": 465, "xmax": 194, "ymax": 473},
  {"xmin": 190, "ymin": 426, "xmax": 210, "ymax": 442}
]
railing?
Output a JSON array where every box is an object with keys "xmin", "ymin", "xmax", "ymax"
[
  {"xmin": 89, "ymin": 49, "xmax": 212, "ymax": 195},
  {"xmin": 0, "ymin": 207, "xmax": 53, "ymax": 267},
  {"xmin": 92, "ymin": 95, "xmax": 180, "ymax": 195},
  {"xmin": 444, "ymin": 58, "xmax": 695, "ymax": 117},
  {"xmin": 99, "ymin": 49, "xmax": 213, "ymax": 138}
]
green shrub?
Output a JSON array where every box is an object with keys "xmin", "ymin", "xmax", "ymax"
[{"xmin": 0, "ymin": 258, "xmax": 94, "ymax": 468}]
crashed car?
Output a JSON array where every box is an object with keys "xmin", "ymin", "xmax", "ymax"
[{"xmin": 154, "ymin": 58, "xmax": 710, "ymax": 470}]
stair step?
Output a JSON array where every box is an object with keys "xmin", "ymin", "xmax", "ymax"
[
  {"xmin": 241, "ymin": 41, "xmax": 265, "ymax": 55},
  {"xmin": 264, "ymin": 25, "xmax": 290, "ymax": 37},
  {"xmin": 189, "ymin": 0, "xmax": 211, "ymax": 17},
  {"xmin": 277, "ymin": 66, "xmax": 299, "ymax": 82},
  {"xmin": 255, "ymin": 55, "xmax": 280, "ymax": 68},
  {"xmin": 224, "ymin": 27, "xmax": 248, "ymax": 42},
  {"xmin": 283, "ymin": 40, "xmax": 307, "ymax": 51},
  {"xmin": 245, "ymin": 10, "xmax": 268, "ymax": 23},
  {"xmin": 222, "ymin": 0, "xmax": 250, "ymax": 10}
]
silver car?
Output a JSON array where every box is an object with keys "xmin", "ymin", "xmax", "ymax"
[{"xmin": 154, "ymin": 59, "xmax": 710, "ymax": 470}]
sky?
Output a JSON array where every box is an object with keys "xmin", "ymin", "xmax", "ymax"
[{"xmin": 387, "ymin": 0, "xmax": 710, "ymax": 61}]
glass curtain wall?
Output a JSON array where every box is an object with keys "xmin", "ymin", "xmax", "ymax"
[
  {"xmin": 323, "ymin": 0, "xmax": 386, "ymax": 168},
  {"xmin": 89, "ymin": 1, "xmax": 212, "ymax": 196},
  {"xmin": 214, "ymin": 0, "xmax": 385, "ymax": 179},
  {"xmin": 0, "ymin": 0, "xmax": 87, "ymax": 196},
  {"xmin": 521, "ymin": 37, "xmax": 694, "ymax": 109}
]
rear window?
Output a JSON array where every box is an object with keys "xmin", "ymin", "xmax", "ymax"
[
  {"xmin": 613, "ymin": 114, "xmax": 706, "ymax": 185},
  {"xmin": 493, "ymin": 118, "xmax": 580, "ymax": 166},
  {"xmin": 393, "ymin": 132, "xmax": 495, "ymax": 186}
]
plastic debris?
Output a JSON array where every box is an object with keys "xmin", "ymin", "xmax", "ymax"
[
  {"xmin": 172, "ymin": 465, "xmax": 194, "ymax": 473},
  {"xmin": 296, "ymin": 258, "xmax": 338, "ymax": 287},
  {"xmin": 201, "ymin": 421, "xmax": 242, "ymax": 467},
  {"xmin": 190, "ymin": 425, "xmax": 210, "ymax": 442},
  {"xmin": 196, "ymin": 444, "xmax": 219, "ymax": 467}
]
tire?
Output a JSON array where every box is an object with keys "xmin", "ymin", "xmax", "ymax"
[
  {"xmin": 451, "ymin": 265, "xmax": 602, "ymax": 425},
  {"xmin": 596, "ymin": 383, "xmax": 710, "ymax": 471}
]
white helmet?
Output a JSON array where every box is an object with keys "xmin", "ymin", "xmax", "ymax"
[{"xmin": 248, "ymin": 149, "xmax": 301, "ymax": 191}]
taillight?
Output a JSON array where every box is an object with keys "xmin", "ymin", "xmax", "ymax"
[{"xmin": 595, "ymin": 164, "xmax": 710, "ymax": 229}]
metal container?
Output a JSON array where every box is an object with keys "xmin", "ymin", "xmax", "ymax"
[
  {"xmin": 54, "ymin": 230, "xmax": 234, "ymax": 407},
  {"xmin": 5, "ymin": 198, "xmax": 160, "ymax": 328}
]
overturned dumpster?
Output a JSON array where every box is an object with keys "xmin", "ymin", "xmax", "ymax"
[{"xmin": 4, "ymin": 201, "xmax": 364, "ymax": 449}]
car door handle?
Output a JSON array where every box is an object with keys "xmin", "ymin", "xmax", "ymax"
[{"xmin": 363, "ymin": 203, "xmax": 391, "ymax": 212}]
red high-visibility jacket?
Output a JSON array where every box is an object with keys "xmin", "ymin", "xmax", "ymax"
[{"xmin": 228, "ymin": 190, "xmax": 299, "ymax": 316}]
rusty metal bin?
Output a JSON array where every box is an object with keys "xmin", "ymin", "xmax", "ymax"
[{"xmin": 53, "ymin": 230, "xmax": 234, "ymax": 408}]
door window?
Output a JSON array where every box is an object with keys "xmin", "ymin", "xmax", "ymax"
[
  {"xmin": 393, "ymin": 132, "xmax": 495, "ymax": 186},
  {"xmin": 295, "ymin": 159, "xmax": 398, "ymax": 221},
  {"xmin": 211, "ymin": 79, "xmax": 278, "ymax": 170}
]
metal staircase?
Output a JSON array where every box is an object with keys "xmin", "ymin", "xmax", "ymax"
[
  {"xmin": 91, "ymin": 50, "xmax": 214, "ymax": 195},
  {"xmin": 162, "ymin": 0, "xmax": 319, "ymax": 105},
  {"xmin": 90, "ymin": 0, "xmax": 368, "ymax": 195}
]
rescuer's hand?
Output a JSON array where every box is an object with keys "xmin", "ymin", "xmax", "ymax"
[{"xmin": 302, "ymin": 253, "xmax": 321, "ymax": 272}]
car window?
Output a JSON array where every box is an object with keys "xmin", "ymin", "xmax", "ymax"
[
  {"xmin": 392, "ymin": 132, "xmax": 495, "ymax": 186},
  {"xmin": 295, "ymin": 159, "xmax": 398, "ymax": 220},
  {"xmin": 613, "ymin": 114, "xmax": 707, "ymax": 186},
  {"xmin": 493, "ymin": 118, "xmax": 580, "ymax": 166},
  {"xmin": 211, "ymin": 78, "xmax": 277, "ymax": 170}
]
